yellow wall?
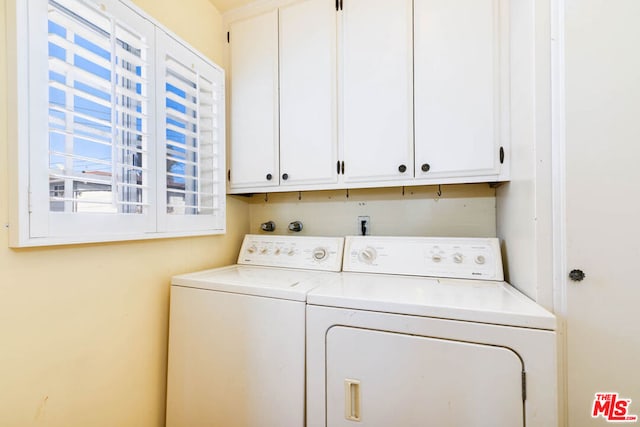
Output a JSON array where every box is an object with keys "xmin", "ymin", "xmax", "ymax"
[
  {"xmin": 0, "ymin": 1, "xmax": 249, "ymax": 426},
  {"xmin": 134, "ymin": 0, "xmax": 225, "ymax": 66}
]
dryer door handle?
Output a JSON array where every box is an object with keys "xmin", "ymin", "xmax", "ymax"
[{"xmin": 345, "ymin": 379, "xmax": 361, "ymax": 421}]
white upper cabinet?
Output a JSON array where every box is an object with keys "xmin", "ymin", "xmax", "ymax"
[
  {"xmin": 414, "ymin": 0, "xmax": 507, "ymax": 179},
  {"xmin": 226, "ymin": 0, "xmax": 509, "ymax": 193},
  {"xmin": 340, "ymin": 0, "xmax": 414, "ymax": 183},
  {"xmin": 229, "ymin": 10, "xmax": 279, "ymax": 189},
  {"xmin": 279, "ymin": 0, "xmax": 338, "ymax": 187}
]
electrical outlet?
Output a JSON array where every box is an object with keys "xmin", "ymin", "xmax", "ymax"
[{"xmin": 357, "ymin": 216, "xmax": 370, "ymax": 236}]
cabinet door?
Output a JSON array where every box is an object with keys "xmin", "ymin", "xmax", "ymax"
[
  {"xmin": 279, "ymin": 0, "xmax": 338, "ymax": 187},
  {"xmin": 326, "ymin": 326, "xmax": 524, "ymax": 427},
  {"xmin": 229, "ymin": 11, "xmax": 279, "ymax": 189},
  {"xmin": 341, "ymin": 0, "xmax": 413, "ymax": 183},
  {"xmin": 414, "ymin": 0, "xmax": 504, "ymax": 179}
]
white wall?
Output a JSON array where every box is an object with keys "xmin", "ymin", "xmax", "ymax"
[
  {"xmin": 248, "ymin": 184, "xmax": 497, "ymax": 238},
  {"xmin": 496, "ymin": 0, "xmax": 554, "ymax": 309}
]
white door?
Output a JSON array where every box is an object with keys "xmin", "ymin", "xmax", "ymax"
[
  {"xmin": 279, "ymin": 0, "xmax": 338, "ymax": 187},
  {"xmin": 340, "ymin": 0, "xmax": 413, "ymax": 183},
  {"xmin": 229, "ymin": 11, "xmax": 279, "ymax": 189},
  {"xmin": 326, "ymin": 326, "xmax": 524, "ymax": 426},
  {"xmin": 564, "ymin": 1, "xmax": 640, "ymax": 425},
  {"xmin": 414, "ymin": 0, "xmax": 504, "ymax": 179}
]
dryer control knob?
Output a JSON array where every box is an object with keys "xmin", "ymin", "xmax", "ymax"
[
  {"xmin": 432, "ymin": 254, "xmax": 443, "ymax": 263},
  {"xmin": 453, "ymin": 253, "xmax": 464, "ymax": 264},
  {"xmin": 247, "ymin": 245, "xmax": 257, "ymax": 254},
  {"xmin": 312, "ymin": 248, "xmax": 328, "ymax": 261},
  {"xmin": 475, "ymin": 255, "xmax": 486, "ymax": 265},
  {"xmin": 359, "ymin": 247, "xmax": 377, "ymax": 264}
]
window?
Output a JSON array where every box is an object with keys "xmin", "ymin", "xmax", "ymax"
[{"xmin": 8, "ymin": 0, "xmax": 226, "ymax": 246}]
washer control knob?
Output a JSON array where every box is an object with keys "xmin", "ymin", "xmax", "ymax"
[
  {"xmin": 432, "ymin": 254, "xmax": 442, "ymax": 263},
  {"xmin": 359, "ymin": 247, "xmax": 377, "ymax": 264},
  {"xmin": 475, "ymin": 255, "xmax": 486, "ymax": 265},
  {"xmin": 247, "ymin": 245, "xmax": 257, "ymax": 254},
  {"xmin": 312, "ymin": 247, "xmax": 328, "ymax": 261},
  {"xmin": 274, "ymin": 248, "xmax": 281, "ymax": 255},
  {"xmin": 453, "ymin": 253, "xmax": 464, "ymax": 264},
  {"xmin": 260, "ymin": 247, "xmax": 268, "ymax": 255},
  {"xmin": 288, "ymin": 249, "xmax": 296, "ymax": 256}
]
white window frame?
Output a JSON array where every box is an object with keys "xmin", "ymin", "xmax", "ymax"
[{"xmin": 7, "ymin": 0, "xmax": 226, "ymax": 247}]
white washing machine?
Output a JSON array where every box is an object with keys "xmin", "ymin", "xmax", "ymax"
[
  {"xmin": 166, "ymin": 234, "xmax": 344, "ymax": 427},
  {"xmin": 306, "ymin": 236, "xmax": 557, "ymax": 427}
]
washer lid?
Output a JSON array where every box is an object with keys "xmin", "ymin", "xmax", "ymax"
[
  {"xmin": 307, "ymin": 272, "xmax": 556, "ymax": 330},
  {"xmin": 171, "ymin": 265, "xmax": 339, "ymax": 301}
]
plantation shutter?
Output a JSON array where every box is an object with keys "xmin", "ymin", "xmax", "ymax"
[
  {"xmin": 29, "ymin": 0, "xmax": 156, "ymax": 239},
  {"xmin": 46, "ymin": 0, "xmax": 151, "ymax": 214},
  {"xmin": 157, "ymin": 30, "xmax": 225, "ymax": 233}
]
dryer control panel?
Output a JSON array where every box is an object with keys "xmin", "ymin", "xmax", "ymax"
[
  {"xmin": 238, "ymin": 235, "xmax": 344, "ymax": 271},
  {"xmin": 343, "ymin": 236, "xmax": 503, "ymax": 281}
]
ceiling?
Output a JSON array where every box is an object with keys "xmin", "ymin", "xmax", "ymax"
[{"xmin": 209, "ymin": 0, "xmax": 256, "ymax": 13}]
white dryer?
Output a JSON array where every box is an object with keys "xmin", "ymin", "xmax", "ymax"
[
  {"xmin": 166, "ymin": 234, "xmax": 344, "ymax": 427},
  {"xmin": 306, "ymin": 236, "xmax": 557, "ymax": 427}
]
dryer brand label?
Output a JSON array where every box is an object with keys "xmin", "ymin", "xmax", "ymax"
[{"xmin": 592, "ymin": 393, "xmax": 638, "ymax": 422}]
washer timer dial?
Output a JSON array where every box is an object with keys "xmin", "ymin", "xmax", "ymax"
[{"xmin": 358, "ymin": 247, "xmax": 378, "ymax": 264}]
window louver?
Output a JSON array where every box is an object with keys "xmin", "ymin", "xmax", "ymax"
[
  {"xmin": 162, "ymin": 50, "xmax": 222, "ymax": 218},
  {"xmin": 47, "ymin": 0, "xmax": 149, "ymax": 214}
]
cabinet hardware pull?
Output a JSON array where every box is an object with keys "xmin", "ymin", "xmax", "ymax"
[
  {"xmin": 337, "ymin": 160, "xmax": 341, "ymax": 174},
  {"xmin": 341, "ymin": 161, "xmax": 345, "ymax": 175},
  {"xmin": 398, "ymin": 164, "xmax": 407, "ymax": 173},
  {"xmin": 421, "ymin": 163, "xmax": 430, "ymax": 172},
  {"xmin": 282, "ymin": 173, "xmax": 289, "ymax": 180},
  {"xmin": 499, "ymin": 146, "xmax": 505, "ymax": 164},
  {"xmin": 266, "ymin": 173, "xmax": 272, "ymax": 181}
]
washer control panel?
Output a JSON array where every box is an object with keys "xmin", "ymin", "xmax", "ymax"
[
  {"xmin": 343, "ymin": 236, "xmax": 503, "ymax": 281},
  {"xmin": 238, "ymin": 235, "xmax": 344, "ymax": 271}
]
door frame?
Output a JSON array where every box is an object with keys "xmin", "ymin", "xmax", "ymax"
[{"xmin": 550, "ymin": 0, "xmax": 567, "ymax": 426}]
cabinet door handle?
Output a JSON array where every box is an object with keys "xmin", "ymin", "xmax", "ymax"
[
  {"xmin": 266, "ymin": 173, "xmax": 273, "ymax": 181},
  {"xmin": 341, "ymin": 161, "xmax": 345, "ymax": 175},
  {"xmin": 344, "ymin": 379, "xmax": 361, "ymax": 421},
  {"xmin": 282, "ymin": 173, "xmax": 289, "ymax": 180},
  {"xmin": 337, "ymin": 160, "xmax": 341, "ymax": 175},
  {"xmin": 421, "ymin": 163, "xmax": 431, "ymax": 172},
  {"xmin": 398, "ymin": 164, "xmax": 407, "ymax": 173}
]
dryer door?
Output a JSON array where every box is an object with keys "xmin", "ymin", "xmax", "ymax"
[{"xmin": 326, "ymin": 326, "xmax": 524, "ymax": 427}]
